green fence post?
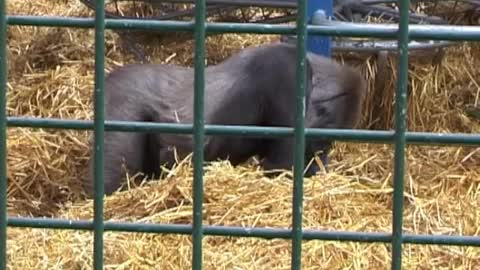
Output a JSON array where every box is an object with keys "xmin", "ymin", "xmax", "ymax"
[
  {"xmin": 93, "ymin": 0, "xmax": 106, "ymax": 269},
  {"xmin": 3, "ymin": 2, "xmax": 480, "ymax": 268},
  {"xmin": 290, "ymin": 0, "xmax": 308, "ymax": 269},
  {"xmin": 0, "ymin": 0, "xmax": 7, "ymax": 269},
  {"xmin": 192, "ymin": 0, "xmax": 207, "ymax": 269},
  {"xmin": 392, "ymin": 0, "xmax": 410, "ymax": 269}
]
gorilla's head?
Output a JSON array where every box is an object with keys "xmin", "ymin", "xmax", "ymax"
[{"xmin": 303, "ymin": 52, "xmax": 366, "ymax": 176}]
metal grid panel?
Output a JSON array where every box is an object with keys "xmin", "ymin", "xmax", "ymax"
[{"xmin": 1, "ymin": 0, "xmax": 480, "ymax": 269}]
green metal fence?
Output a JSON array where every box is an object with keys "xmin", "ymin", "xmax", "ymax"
[{"xmin": 1, "ymin": 0, "xmax": 480, "ymax": 269}]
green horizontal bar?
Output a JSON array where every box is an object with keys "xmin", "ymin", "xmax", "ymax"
[
  {"xmin": 6, "ymin": 15, "xmax": 480, "ymax": 41},
  {"xmin": 6, "ymin": 116, "xmax": 480, "ymax": 146},
  {"xmin": 7, "ymin": 217, "xmax": 480, "ymax": 246},
  {"xmin": 7, "ymin": 15, "xmax": 195, "ymax": 32},
  {"xmin": 7, "ymin": 15, "xmax": 96, "ymax": 28}
]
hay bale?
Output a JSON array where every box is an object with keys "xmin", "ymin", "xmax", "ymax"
[
  {"xmin": 349, "ymin": 43, "xmax": 480, "ymax": 133},
  {"xmin": 4, "ymin": 0, "xmax": 480, "ymax": 268}
]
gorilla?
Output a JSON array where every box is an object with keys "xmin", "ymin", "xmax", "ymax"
[{"xmin": 85, "ymin": 42, "xmax": 366, "ymax": 195}]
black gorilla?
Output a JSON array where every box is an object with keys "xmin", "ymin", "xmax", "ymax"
[{"xmin": 85, "ymin": 42, "xmax": 365, "ymax": 195}]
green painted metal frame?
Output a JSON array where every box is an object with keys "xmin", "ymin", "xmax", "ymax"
[
  {"xmin": 291, "ymin": 0, "xmax": 308, "ymax": 268},
  {"xmin": 1, "ymin": 0, "xmax": 480, "ymax": 269},
  {"xmin": 192, "ymin": 0, "xmax": 207, "ymax": 268},
  {"xmin": 92, "ymin": 0, "xmax": 106, "ymax": 268},
  {"xmin": 391, "ymin": 1, "xmax": 409, "ymax": 268}
]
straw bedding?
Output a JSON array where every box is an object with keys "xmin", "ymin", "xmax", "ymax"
[{"xmin": 4, "ymin": 0, "xmax": 480, "ymax": 269}]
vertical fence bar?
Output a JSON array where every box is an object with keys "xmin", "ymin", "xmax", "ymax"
[
  {"xmin": 192, "ymin": 0, "xmax": 207, "ymax": 268},
  {"xmin": 93, "ymin": 0, "xmax": 106, "ymax": 269},
  {"xmin": 0, "ymin": 0, "xmax": 7, "ymax": 269},
  {"xmin": 391, "ymin": 0, "xmax": 410, "ymax": 269},
  {"xmin": 307, "ymin": 1, "xmax": 332, "ymax": 56},
  {"xmin": 290, "ymin": 0, "xmax": 308, "ymax": 269}
]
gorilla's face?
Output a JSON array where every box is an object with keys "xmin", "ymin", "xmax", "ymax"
[
  {"xmin": 302, "ymin": 53, "xmax": 365, "ymax": 176},
  {"xmin": 302, "ymin": 79, "xmax": 350, "ymax": 176}
]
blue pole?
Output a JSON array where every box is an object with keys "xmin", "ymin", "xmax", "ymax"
[{"xmin": 307, "ymin": 1, "xmax": 333, "ymax": 57}]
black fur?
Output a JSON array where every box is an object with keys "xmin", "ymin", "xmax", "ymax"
[
  {"xmin": 86, "ymin": 43, "xmax": 318, "ymax": 195},
  {"xmin": 85, "ymin": 43, "xmax": 366, "ymax": 195}
]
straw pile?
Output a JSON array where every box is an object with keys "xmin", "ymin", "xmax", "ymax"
[{"xmin": 4, "ymin": 0, "xmax": 480, "ymax": 269}]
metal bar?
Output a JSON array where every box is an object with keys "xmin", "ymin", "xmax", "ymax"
[
  {"xmin": 348, "ymin": 2, "xmax": 446, "ymax": 24},
  {"xmin": 291, "ymin": 0, "xmax": 308, "ymax": 268},
  {"xmin": 331, "ymin": 40, "xmax": 455, "ymax": 52},
  {"xmin": 93, "ymin": 0, "xmax": 106, "ymax": 268},
  {"xmin": 7, "ymin": 217, "xmax": 480, "ymax": 246},
  {"xmin": 0, "ymin": 0, "xmax": 7, "ymax": 268},
  {"xmin": 80, "ymin": 0, "xmax": 233, "ymax": 21},
  {"xmin": 283, "ymin": 35, "xmax": 456, "ymax": 53},
  {"xmin": 117, "ymin": 0, "xmax": 298, "ymax": 8},
  {"xmin": 6, "ymin": 15, "xmax": 480, "ymax": 41},
  {"xmin": 391, "ymin": 0, "xmax": 410, "ymax": 268},
  {"xmin": 6, "ymin": 117, "xmax": 480, "ymax": 146},
  {"xmin": 307, "ymin": 0, "xmax": 332, "ymax": 56},
  {"xmin": 192, "ymin": 0, "xmax": 207, "ymax": 268}
]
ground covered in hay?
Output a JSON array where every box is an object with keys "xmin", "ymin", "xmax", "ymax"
[{"xmin": 4, "ymin": 0, "xmax": 480, "ymax": 269}]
